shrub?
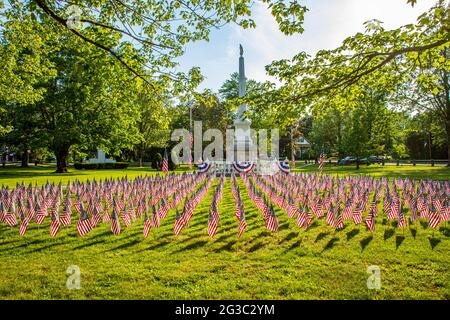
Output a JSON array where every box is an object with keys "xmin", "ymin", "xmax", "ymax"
[
  {"xmin": 151, "ymin": 153, "xmax": 162, "ymax": 169},
  {"xmin": 74, "ymin": 162, "xmax": 129, "ymax": 170}
]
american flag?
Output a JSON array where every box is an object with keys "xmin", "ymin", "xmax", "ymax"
[
  {"xmin": 286, "ymin": 197, "xmax": 298, "ymax": 219},
  {"xmin": 50, "ymin": 206, "xmax": 60, "ymax": 237},
  {"xmin": 151, "ymin": 205, "xmax": 160, "ymax": 228},
  {"xmin": 369, "ymin": 200, "xmax": 378, "ymax": 217},
  {"xmin": 5, "ymin": 202, "xmax": 17, "ymax": 227},
  {"xmin": 76, "ymin": 203, "xmax": 93, "ymax": 237},
  {"xmin": 110, "ymin": 205, "xmax": 121, "ymax": 235},
  {"xmin": 428, "ymin": 204, "xmax": 441, "ymax": 229},
  {"xmin": 325, "ymin": 204, "xmax": 335, "ymax": 226},
  {"xmin": 174, "ymin": 209, "xmax": 184, "ymax": 236},
  {"xmin": 91, "ymin": 204, "xmax": 101, "ymax": 228},
  {"xmin": 60, "ymin": 196, "xmax": 72, "ymax": 226},
  {"xmin": 266, "ymin": 205, "xmax": 279, "ymax": 232},
  {"xmin": 19, "ymin": 202, "xmax": 30, "ymax": 236},
  {"xmin": 238, "ymin": 204, "xmax": 247, "ymax": 238},
  {"xmin": 143, "ymin": 210, "xmax": 152, "ymax": 238},
  {"xmin": 342, "ymin": 199, "xmax": 353, "ymax": 220},
  {"xmin": 389, "ymin": 199, "xmax": 400, "ymax": 220},
  {"xmin": 397, "ymin": 202, "xmax": 407, "ymax": 228},
  {"xmin": 183, "ymin": 198, "xmax": 194, "ymax": 225},
  {"xmin": 162, "ymin": 149, "xmax": 169, "ymax": 174},
  {"xmin": 121, "ymin": 204, "xmax": 132, "ymax": 227},
  {"xmin": 207, "ymin": 211, "xmax": 219, "ymax": 238},
  {"xmin": 318, "ymin": 150, "xmax": 325, "ymax": 175},
  {"xmin": 35, "ymin": 200, "xmax": 47, "ymax": 225},
  {"xmin": 365, "ymin": 206, "xmax": 375, "ymax": 232},
  {"xmin": 352, "ymin": 203, "xmax": 363, "ymax": 225},
  {"xmin": 334, "ymin": 206, "xmax": 344, "ymax": 230}
]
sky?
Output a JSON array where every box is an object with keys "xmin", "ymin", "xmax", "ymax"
[{"xmin": 174, "ymin": 0, "xmax": 437, "ymax": 92}]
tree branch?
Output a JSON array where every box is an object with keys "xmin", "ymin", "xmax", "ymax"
[{"xmin": 34, "ymin": 0, "xmax": 154, "ymax": 87}]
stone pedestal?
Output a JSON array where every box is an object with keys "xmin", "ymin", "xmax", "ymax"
[{"xmin": 234, "ymin": 119, "xmax": 256, "ymax": 163}]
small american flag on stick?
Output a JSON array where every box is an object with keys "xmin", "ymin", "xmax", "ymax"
[
  {"xmin": 319, "ymin": 150, "xmax": 325, "ymax": 175},
  {"xmin": 162, "ymin": 149, "xmax": 169, "ymax": 174}
]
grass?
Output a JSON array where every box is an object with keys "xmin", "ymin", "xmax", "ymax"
[
  {"xmin": 293, "ymin": 163, "xmax": 450, "ymax": 180},
  {"xmin": 0, "ymin": 165, "xmax": 449, "ymax": 299},
  {"xmin": 0, "ymin": 163, "xmax": 448, "ymax": 188}
]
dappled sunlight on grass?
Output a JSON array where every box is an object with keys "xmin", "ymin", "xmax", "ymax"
[{"xmin": 0, "ymin": 171, "xmax": 449, "ymax": 299}]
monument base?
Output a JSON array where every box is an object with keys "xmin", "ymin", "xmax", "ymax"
[{"xmin": 234, "ymin": 119, "xmax": 256, "ymax": 163}]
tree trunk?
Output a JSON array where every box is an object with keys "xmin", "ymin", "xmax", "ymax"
[
  {"xmin": 356, "ymin": 158, "xmax": 360, "ymax": 170},
  {"xmin": 21, "ymin": 147, "xmax": 29, "ymax": 167},
  {"xmin": 55, "ymin": 145, "xmax": 70, "ymax": 173}
]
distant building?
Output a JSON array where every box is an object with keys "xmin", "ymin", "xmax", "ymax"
[
  {"xmin": 294, "ymin": 136, "xmax": 311, "ymax": 158},
  {"xmin": 87, "ymin": 149, "xmax": 116, "ymax": 163}
]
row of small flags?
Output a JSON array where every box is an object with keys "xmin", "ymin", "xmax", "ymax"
[
  {"xmin": 231, "ymin": 174, "xmax": 247, "ymax": 237},
  {"xmin": 173, "ymin": 175, "xmax": 214, "ymax": 236},
  {"xmin": 207, "ymin": 176, "xmax": 225, "ymax": 238},
  {"xmin": 242, "ymin": 174, "xmax": 279, "ymax": 232},
  {"xmin": 241, "ymin": 173, "xmax": 449, "ymax": 233},
  {"xmin": 0, "ymin": 173, "xmax": 206, "ymax": 237},
  {"xmin": 1, "ymin": 173, "xmax": 448, "ymax": 239}
]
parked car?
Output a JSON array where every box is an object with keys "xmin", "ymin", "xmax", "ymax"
[
  {"xmin": 338, "ymin": 156, "xmax": 356, "ymax": 165},
  {"xmin": 368, "ymin": 156, "xmax": 383, "ymax": 164},
  {"xmin": 339, "ymin": 156, "xmax": 380, "ymax": 165}
]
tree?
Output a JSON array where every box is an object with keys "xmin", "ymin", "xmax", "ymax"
[
  {"xmin": 265, "ymin": 1, "xmax": 449, "ymax": 102},
  {"xmin": 0, "ymin": 102, "xmax": 45, "ymax": 167},
  {"xmin": 133, "ymin": 84, "xmax": 171, "ymax": 167},
  {"xmin": 23, "ymin": 0, "xmax": 307, "ymax": 90},
  {"xmin": 2, "ymin": 14, "xmax": 142, "ymax": 172},
  {"xmin": 219, "ymin": 72, "xmax": 269, "ymax": 101},
  {"xmin": 392, "ymin": 47, "xmax": 450, "ymax": 164},
  {"xmin": 256, "ymin": 1, "xmax": 449, "ymax": 163}
]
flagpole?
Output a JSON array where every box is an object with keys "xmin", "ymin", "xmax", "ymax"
[{"xmin": 189, "ymin": 104, "xmax": 193, "ymax": 170}]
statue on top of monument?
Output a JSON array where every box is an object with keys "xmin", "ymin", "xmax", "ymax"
[{"xmin": 239, "ymin": 44, "xmax": 243, "ymax": 56}]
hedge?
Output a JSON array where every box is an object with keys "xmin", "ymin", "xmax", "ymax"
[{"xmin": 74, "ymin": 162, "xmax": 129, "ymax": 170}]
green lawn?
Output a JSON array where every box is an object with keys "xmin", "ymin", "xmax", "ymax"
[
  {"xmin": 0, "ymin": 165, "xmax": 449, "ymax": 299},
  {"xmin": 293, "ymin": 163, "xmax": 450, "ymax": 180}
]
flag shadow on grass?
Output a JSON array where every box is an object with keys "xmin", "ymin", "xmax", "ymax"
[
  {"xmin": 279, "ymin": 232, "xmax": 298, "ymax": 244},
  {"xmin": 315, "ymin": 231, "xmax": 330, "ymax": 243},
  {"xmin": 428, "ymin": 237, "xmax": 441, "ymax": 250},
  {"xmin": 214, "ymin": 233, "xmax": 235, "ymax": 243},
  {"xmin": 143, "ymin": 241, "xmax": 171, "ymax": 251},
  {"xmin": 247, "ymin": 242, "xmax": 264, "ymax": 252},
  {"xmin": 438, "ymin": 226, "xmax": 449, "ymax": 237},
  {"xmin": 419, "ymin": 220, "xmax": 428, "ymax": 230},
  {"xmin": 25, "ymin": 241, "xmax": 65, "ymax": 254},
  {"xmin": 307, "ymin": 221, "xmax": 320, "ymax": 230},
  {"xmin": 279, "ymin": 222, "xmax": 290, "ymax": 231},
  {"xmin": 383, "ymin": 228, "xmax": 395, "ymax": 241},
  {"xmin": 73, "ymin": 239, "xmax": 106, "ymax": 250},
  {"xmin": 173, "ymin": 240, "xmax": 208, "ymax": 253},
  {"xmin": 360, "ymin": 235, "xmax": 373, "ymax": 252},
  {"xmin": 395, "ymin": 235, "xmax": 405, "ymax": 250},
  {"xmin": 283, "ymin": 239, "xmax": 302, "ymax": 253},
  {"xmin": 346, "ymin": 228, "xmax": 359, "ymax": 241},
  {"xmin": 0, "ymin": 239, "xmax": 41, "ymax": 253},
  {"xmin": 107, "ymin": 239, "xmax": 141, "ymax": 251},
  {"xmin": 321, "ymin": 237, "xmax": 339, "ymax": 252},
  {"xmin": 409, "ymin": 228, "xmax": 417, "ymax": 239},
  {"xmin": 214, "ymin": 240, "xmax": 237, "ymax": 253}
]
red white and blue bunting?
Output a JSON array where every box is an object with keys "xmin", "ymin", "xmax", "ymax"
[
  {"xmin": 233, "ymin": 161, "xmax": 255, "ymax": 173},
  {"xmin": 198, "ymin": 161, "xmax": 211, "ymax": 173},
  {"xmin": 277, "ymin": 161, "xmax": 290, "ymax": 174}
]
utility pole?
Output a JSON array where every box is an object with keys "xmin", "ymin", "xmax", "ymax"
[{"xmin": 290, "ymin": 125, "xmax": 294, "ymax": 168}]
